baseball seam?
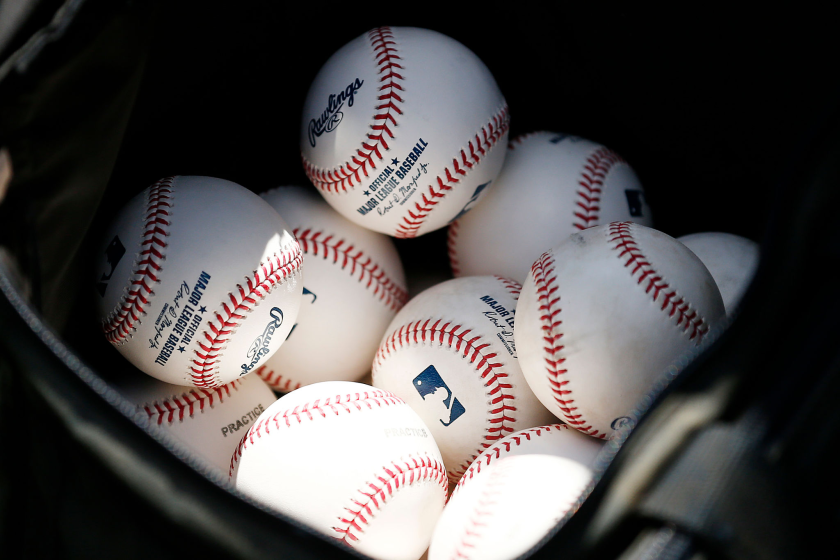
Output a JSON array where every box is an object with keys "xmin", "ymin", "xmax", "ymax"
[
  {"xmin": 507, "ymin": 131, "xmax": 543, "ymax": 150},
  {"xmin": 142, "ymin": 378, "xmax": 242, "ymax": 425},
  {"xmin": 229, "ymin": 389, "xmax": 403, "ymax": 477},
  {"xmin": 102, "ymin": 177, "xmax": 174, "ymax": 344},
  {"xmin": 393, "ymin": 103, "xmax": 510, "ymax": 239},
  {"xmin": 450, "ymin": 460, "xmax": 510, "ymax": 560},
  {"xmin": 373, "ymin": 320, "xmax": 517, "ymax": 482},
  {"xmin": 294, "ymin": 227, "xmax": 408, "ymax": 311},
  {"xmin": 608, "ymin": 222, "xmax": 710, "ymax": 341},
  {"xmin": 303, "ymin": 27, "xmax": 405, "ymax": 193},
  {"xmin": 531, "ymin": 251, "xmax": 605, "ymax": 438},
  {"xmin": 333, "ymin": 455, "xmax": 448, "ymax": 544},
  {"xmin": 255, "ymin": 365, "xmax": 302, "ymax": 394},
  {"xmin": 189, "ymin": 243, "xmax": 304, "ymax": 389},
  {"xmin": 572, "ymin": 148, "xmax": 625, "ymax": 231},
  {"xmin": 493, "ymin": 276, "xmax": 521, "ymax": 300},
  {"xmin": 453, "ymin": 424, "xmax": 568, "ymax": 495}
]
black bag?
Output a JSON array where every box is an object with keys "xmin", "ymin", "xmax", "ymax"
[{"xmin": 2, "ymin": 2, "xmax": 839, "ymax": 558}]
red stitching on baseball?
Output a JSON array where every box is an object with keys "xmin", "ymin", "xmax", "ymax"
[
  {"xmin": 393, "ymin": 104, "xmax": 510, "ymax": 239},
  {"xmin": 294, "ymin": 227, "xmax": 408, "ymax": 311},
  {"xmin": 102, "ymin": 177, "xmax": 174, "ymax": 344},
  {"xmin": 255, "ymin": 365, "xmax": 302, "ymax": 393},
  {"xmin": 493, "ymin": 276, "xmax": 521, "ymax": 300},
  {"xmin": 450, "ymin": 460, "xmax": 509, "ymax": 560},
  {"xmin": 507, "ymin": 131, "xmax": 543, "ymax": 150},
  {"xmin": 447, "ymin": 219, "xmax": 462, "ymax": 277},
  {"xmin": 373, "ymin": 320, "xmax": 517, "ymax": 482},
  {"xmin": 607, "ymin": 222, "xmax": 710, "ymax": 341},
  {"xmin": 453, "ymin": 424, "xmax": 569, "ymax": 495},
  {"xmin": 333, "ymin": 455, "xmax": 448, "ymax": 544},
  {"xmin": 190, "ymin": 244, "xmax": 304, "ymax": 389},
  {"xmin": 572, "ymin": 148, "xmax": 625, "ymax": 231},
  {"xmin": 143, "ymin": 379, "xmax": 242, "ymax": 425},
  {"xmin": 302, "ymin": 27, "xmax": 405, "ymax": 193},
  {"xmin": 229, "ymin": 389, "xmax": 403, "ymax": 476},
  {"xmin": 531, "ymin": 251, "xmax": 606, "ymax": 439}
]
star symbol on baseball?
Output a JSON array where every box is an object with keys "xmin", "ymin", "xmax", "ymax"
[
  {"xmin": 364, "ymin": 190, "xmax": 370, "ymax": 196},
  {"xmin": 391, "ymin": 158, "xmax": 399, "ymax": 165}
]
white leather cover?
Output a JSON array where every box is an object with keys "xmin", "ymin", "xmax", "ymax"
[
  {"xmin": 452, "ymin": 423, "xmax": 602, "ymax": 498},
  {"xmin": 372, "ymin": 276, "xmax": 555, "ymax": 484},
  {"xmin": 678, "ymin": 232, "xmax": 759, "ymax": 316},
  {"xmin": 115, "ymin": 371, "xmax": 277, "ymax": 473},
  {"xmin": 515, "ymin": 222, "xmax": 725, "ymax": 438},
  {"xmin": 301, "ymin": 27, "xmax": 509, "ymax": 238},
  {"xmin": 257, "ymin": 186, "xmax": 407, "ymax": 391},
  {"xmin": 449, "ymin": 132, "xmax": 653, "ymax": 283},
  {"xmin": 95, "ymin": 176, "xmax": 303, "ymax": 387},
  {"xmin": 429, "ymin": 454, "xmax": 593, "ymax": 560},
  {"xmin": 231, "ymin": 381, "xmax": 447, "ymax": 560}
]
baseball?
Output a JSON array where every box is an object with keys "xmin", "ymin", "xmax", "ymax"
[
  {"xmin": 230, "ymin": 381, "xmax": 447, "ymax": 560},
  {"xmin": 515, "ymin": 222, "xmax": 726, "ymax": 438},
  {"xmin": 95, "ymin": 176, "xmax": 303, "ymax": 388},
  {"xmin": 452, "ymin": 423, "xmax": 603, "ymax": 498},
  {"xmin": 428, "ymin": 454, "xmax": 594, "ymax": 560},
  {"xmin": 372, "ymin": 276, "xmax": 555, "ymax": 484},
  {"xmin": 256, "ymin": 186, "xmax": 407, "ymax": 392},
  {"xmin": 114, "ymin": 370, "xmax": 277, "ymax": 474},
  {"xmin": 449, "ymin": 132, "xmax": 653, "ymax": 283},
  {"xmin": 301, "ymin": 26, "xmax": 509, "ymax": 238},
  {"xmin": 677, "ymin": 232, "xmax": 759, "ymax": 317}
]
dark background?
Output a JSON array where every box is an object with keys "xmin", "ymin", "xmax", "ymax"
[{"xmin": 99, "ymin": 6, "xmax": 840, "ymax": 286}]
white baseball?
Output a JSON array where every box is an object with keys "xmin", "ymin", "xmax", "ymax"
[
  {"xmin": 301, "ymin": 26, "xmax": 509, "ymax": 238},
  {"xmin": 256, "ymin": 186, "xmax": 407, "ymax": 392},
  {"xmin": 452, "ymin": 423, "xmax": 603, "ymax": 498},
  {"xmin": 230, "ymin": 381, "xmax": 447, "ymax": 560},
  {"xmin": 114, "ymin": 371, "xmax": 277, "ymax": 473},
  {"xmin": 677, "ymin": 232, "xmax": 759, "ymax": 317},
  {"xmin": 95, "ymin": 176, "xmax": 303, "ymax": 388},
  {"xmin": 428, "ymin": 454, "xmax": 593, "ymax": 560},
  {"xmin": 372, "ymin": 276, "xmax": 555, "ymax": 484},
  {"xmin": 448, "ymin": 132, "xmax": 653, "ymax": 283},
  {"xmin": 515, "ymin": 222, "xmax": 726, "ymax": 439}
]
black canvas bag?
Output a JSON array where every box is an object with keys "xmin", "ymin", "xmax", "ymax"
[{"xmin": 2, "ymin": 2, "xmax": 839, "ymax": 558}]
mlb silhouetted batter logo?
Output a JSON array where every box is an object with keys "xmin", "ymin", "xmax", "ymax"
[
  {"xmin": 450, "ymin": 181, "xmax": 491, "ymax": 223},
  {"xmin": 413, "ymin": 365, "xmax": 466, "ymax": 426},
  {"xmin": 97, "ymin": 235, "xmax": 126, "ymax": 296}
]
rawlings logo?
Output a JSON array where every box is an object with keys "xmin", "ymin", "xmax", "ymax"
[
  {"xmin": 308, "ymin": 78, "xmax": 364, "ymax": 147},
  {"xmin": 241, "ymin": 307, "xmax": 284, "ymax": 374}
]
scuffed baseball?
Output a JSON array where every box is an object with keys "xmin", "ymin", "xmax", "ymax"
[
  {"xmin": 449, "ymin": 132, "xmax": 653, "ymax": 283},
  {"xmin": 428, "ymin": 454, "xmax": 593, "ymax": 560},
  {"xmin": 452, "ymin": 423, "xmax": 603, "ymax": 498},
  {"xmin": 95, "ymin": 176, "xmax": 303, "ymax": 388},
  {"xmin": 230, "ymin": 381, "xmax": 447, "ymax": 560},
  {"xmin": 515, "ymin": 222, "xmax": 726, "ymax": 439},
  {"xmin": 301, "ymin": 26, "xmax": 509, "ymax": 238},
  {"xmin": 257, "ymin": 186, "xmax": 407, "ymax": 392},
  {"xmin": 372, "ymin": 276, "xmax": 555, "ymax": 484},
  {"xmin": 114, "ymin": 370, "xmax": 277, "ymax": 473},
  {"xmin": 677, "ymin": 232, "xmax": 759, "ymax": 316}
]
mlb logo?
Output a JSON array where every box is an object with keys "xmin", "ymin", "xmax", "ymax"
[{"xmin": 413, "ymin": 365, "xmax": 466, "ymax": 427}]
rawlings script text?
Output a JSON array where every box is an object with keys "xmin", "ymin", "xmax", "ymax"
[
  {"xmin": 308, "ymin": 78, "xmax": 364, "ymax": 147},
  {"xmin": 240, "ymin": 307, "xmax": 284, "ymax": 374}
]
